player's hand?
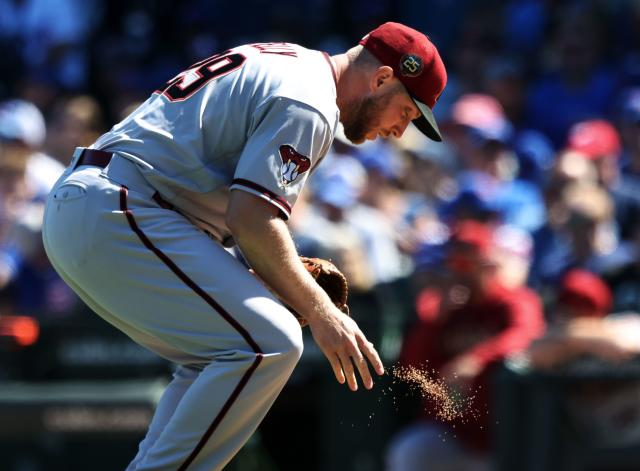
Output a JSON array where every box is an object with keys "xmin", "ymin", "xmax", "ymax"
[{"xmin": 307, "ymin": 308, "xmax": 384, "ymax": 391}]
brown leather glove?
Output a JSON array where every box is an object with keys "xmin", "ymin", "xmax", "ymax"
[
  {"xmin": 290, "ymin": 257, "xmax": 350, "ymax": 327},
  {"xmin": 249, "ymin": 256, "xmax": 350, "ymax": 327},
  {"xmin": 299, "ymin": 256, "xmax": 350, "ymax": 320}
]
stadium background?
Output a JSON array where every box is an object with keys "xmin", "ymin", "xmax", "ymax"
[{"xmin": 2, "ymin": 0, "xmax": 640, "ymax": 470}]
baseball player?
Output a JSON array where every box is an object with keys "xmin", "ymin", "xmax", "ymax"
[{"xmin": 42, "ymin": 22, "xmax": 446, "ymax": 471}]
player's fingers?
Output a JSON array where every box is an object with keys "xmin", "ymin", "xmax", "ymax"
[
  {"xmin": 358, "ymin": 334, "xmax": 385, "ymax": 376},
  {"xmin": 338, "ymin": 350, "xmax": 359, "ymax": 391},
  {"xmin": 352, "ymin": 350, "xmax": 374, "ymax": 390},
  {"xmin": 327, "ymin": 352, "xmax": 345, "ymax": 385}
]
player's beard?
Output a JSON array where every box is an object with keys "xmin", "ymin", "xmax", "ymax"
[{"xmin": 342, "ymin": 86, "xmax": 401, "ymax": 144}]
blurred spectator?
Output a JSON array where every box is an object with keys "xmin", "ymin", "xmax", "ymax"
[
  {"xmin": 556, "ymin": 269, "xmax": 613, "ymax": 319},
  {"xmin": 492, "ymin": 224, "xmax": 533, "ymax": 290},
  {"xmin": 442, "ymin": 94, "xmax": 545, "ymax": 233},
  {"xmin": 398, "ymin": 0, "xmax": 472, "ymax": 60},
  {"xmin": 0, "ymin": 99, "xmax": 76, "ymax": 316},
  {"xmin": 529, "ymin": 269, "xmax": 617, "ymax": 365},
  {"xmin": 483, "ymin": 56, "xmax": 528, "ymax": 129},
  {"xmin": 482, "ymin": 56, "xmax": 556, "ymax": 186},
  {"xmin": 532, "ymin": 119, "xmax": 630, "ymax": 291},
  {"xmin": 0, "ymin": 99, "xmax": 65, "ymax": 199},
  {"xmin": 293, "ymin": 152, "xmax": 375, "ymax": 292},
  {"xmin": 3, "ymin": 204, "xmax": 79, "ymax": 317},
  {"xmin": 447, "ymin": 94, "xmax": 514, "ymax": 177},
  {"xmin": 439, "ymin": 172, "xmax": 500, "ymax": 222},
  {"xmin": 357, "ymin": 139, "xmax": 407, "ymax": 218},
  {"xmin": 350, "ymin": 140, "xmax": 415, "ymax": 284},
  {"xmin": 607, "ymin": 262, "xmax": 640, "ymax": 325},
  {"xmin": 386, "ymin": 220, "xmax": 545, "ymax": 471},
  {"xmin": 413, "ymin": 221, "xmax": 534, "ymax": 303},
  {"xmin": 550, "ymin": 148, "xmax": 599, "ymax": 189},
  {"xmin": 564, "ymin": 119, "xmax": 640, "ymax": 242},
  {"xmin": 0, "ymin": 0, "xmax": 97, "ymax": 92},
  {"xmin": 502, "ymin": 0, "xmax": 547, "ymax": 56},
  {"xmin": 512, "ymin": 130, "xmax": 556, "ymax": 186},
  {"xmin": 436, "ymin": 5, "xmax": 502, "ymax": 106},
  {"xmin": 526, "ymin": 4, "xmax": 618, "ymax": 148},
  {"xmin": 295, "ymin": 131, "xmax": 412, "ymax": 289},
  {"xmin": 523, "ymin": 269, "xmax": 640, "ymax": 448},
  {"xmin": 566, "ymin": 119, "xmax": 621, "ymax": 187},
  {"xmin": 0, "ymin": 144, "xmax": 33, "ymax": 290},
  {"xmin": 538, "ymin": 146, "xmax": 600, "ymax": 251},
  {"xmin": 395, "ymin": 125, "xmax": 458, "ymax": 199},
  {"xmin": 0, "ymin": 2, "xmax": 640, "ymax": 467},
  {"xmin": 589, "ymin": 89, "xmax": 640, "ymax": 313},
  {"xmin": 530, "ymin": 181, "xmax": 618, "ymax": 290},
  {"xmin": 618, "ymin": 87, "xmax": 640, "ymax": 179},
  {"xmin": 387, "ymin": 128, "xmax": 454, "ymax": 259},
  {"xmin": 44, "ymin": 95, "xmax": 105, "ymax": 165},
  {"xmin": 613, "ymin": 88, "xmax": 640, "ymax": 240}
]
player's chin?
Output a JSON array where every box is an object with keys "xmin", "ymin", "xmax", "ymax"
[
  {"xmin": 341, "ymin": 124, "xmax": 368, "ymax": 145},
  {"xmin": 348, "ymin": 136, "xmax": 366, "ymax": 145},
  {"xmin": 344, "ymin": 132, "xmax": 365, "ymax": 145},
  {"xmin": 344, "ymin": 130, "xmax": 374, "ymax": 145}
]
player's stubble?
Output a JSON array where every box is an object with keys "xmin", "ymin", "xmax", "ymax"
[{"xmin": 341, "ymin": 84, "xmax": 403, "ymax": 144}]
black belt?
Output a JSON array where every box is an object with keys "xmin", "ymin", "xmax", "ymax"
[
  {"xmin": 74, "ymin": 148, "xmax": 176, "ymax": 211},
  {"xmin": 74, "ymin": 148, "xmax": 113, "ymax": 169}
]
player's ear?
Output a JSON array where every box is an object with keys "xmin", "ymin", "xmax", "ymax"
[{"xmin": 370, "ymin": 66, "xmax": 394, "ymax": 92}]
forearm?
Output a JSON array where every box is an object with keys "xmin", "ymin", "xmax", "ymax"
[
  {"xmin": 227, "ymin": 190, "xmax": 384, "ymax": 391},
  {"xmin": 528, "ymin": 338, "xmax": 583, "ymax": 368},
  {"xmin": 528, "ymin": 335, "xmax": 629, "ymax": 369},
  {"xmin": 228, "ymin": 196, "xmax": 335, "ymax": 322}
]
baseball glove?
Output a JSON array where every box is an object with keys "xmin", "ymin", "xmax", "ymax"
[
  {"xmin": 287, "ymin": 257, "xmax": 349, "ymax": 327},
  {"xmin": 300, "ymin": 256, "xmax": 350, "ymax": 316},
  {"xmin": 250, "ymin": 256, "xmax": 350, "ymax": 327}
]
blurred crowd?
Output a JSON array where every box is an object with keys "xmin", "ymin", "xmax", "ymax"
[{"xmin": 2, "ymin": 0, "xmax": 640, "ymax": 470}]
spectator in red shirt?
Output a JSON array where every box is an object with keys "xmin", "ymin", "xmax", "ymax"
[
  {"xmin": 527, "ymin": 269, "xmax": 640, "ymax": 369},
  {"xmin": 386, "ymin": 220, "xmax": 545, "ymax": 471},
  {"xmin": 523, "ymin": 270, "xmax": 640, "ymax": 449}
]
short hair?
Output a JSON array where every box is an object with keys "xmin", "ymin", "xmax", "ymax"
[{"xmin": 347, "ymin": 45, "xmax": 381, "ymax": 71}]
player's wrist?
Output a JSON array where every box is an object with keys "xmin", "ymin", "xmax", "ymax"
[{"xmin": 294, "ymin": 296, "xmax": 336, "ymax": 324}]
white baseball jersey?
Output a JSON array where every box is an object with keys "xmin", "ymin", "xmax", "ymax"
[
  {"xmin": 93, "ymin": 42, "xmax": 339, "ymax": 245},
  {"xmin": 44, "ymin": 42, "xmax": 342, "ymax": 470}
]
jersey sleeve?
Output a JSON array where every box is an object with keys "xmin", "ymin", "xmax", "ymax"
[{"xmin": 230, "ymin": 97, "xmax": 333, "ymax": 219}]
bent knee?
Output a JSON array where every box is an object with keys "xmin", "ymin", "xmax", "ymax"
[
  {"xmin": 276, "ymin": 320, "xmax": 304, "ymax": 362},
  {"xmin": 262, "ymin": 312, "xmax": 304, "ymax": 363}
]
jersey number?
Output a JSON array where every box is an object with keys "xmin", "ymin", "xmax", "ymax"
[{"xmin": 158, "ymin": 52, "xmax": 246, "ymax": 102}]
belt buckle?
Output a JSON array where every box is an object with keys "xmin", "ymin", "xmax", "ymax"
[{"xmin": 70, "ymin": 147, "xmax": 86, "ymax": 169}]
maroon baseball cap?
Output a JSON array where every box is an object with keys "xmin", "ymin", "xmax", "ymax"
[
  {"xmin": 360, "ymin": 22, "xmax": 447, "ymax": 141},
  {"xmin": 558, "ymin": 269, "xmax": 612, "ymax": 317},
  {"xmin": 567, "ymin": 119, "xmax": 621, "ymax": 159}
]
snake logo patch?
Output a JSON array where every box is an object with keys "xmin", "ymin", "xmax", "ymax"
[{"xmin": 279, "ymin": 145, "xmax": 311, "ymax": 187}]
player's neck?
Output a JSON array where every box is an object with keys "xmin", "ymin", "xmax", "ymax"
[
  {"xmin": 330, "ymin": 53, "xmax": 349, "ymax": 83},
  {"xmin": 332, "ymin": 53, "xmax": 364, "ymax": 113}
]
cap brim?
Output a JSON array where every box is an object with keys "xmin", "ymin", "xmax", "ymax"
[{"xmin": 411, "ymin": 98, "xmax": 442, "ymax": 142}]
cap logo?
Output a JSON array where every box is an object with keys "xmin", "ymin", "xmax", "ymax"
[{"xmin": 400, "ymin": 54, "xmax": 423, "ymax": 77}]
